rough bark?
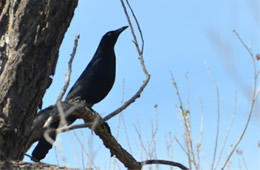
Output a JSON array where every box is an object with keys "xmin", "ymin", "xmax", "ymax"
[
  {"xmin": 0, "ymin": 0, "xmax": 78, "ymax": 160},
  {"xmin": 0, "ymin": 161, "xmax": 72, "ymax": 170}
]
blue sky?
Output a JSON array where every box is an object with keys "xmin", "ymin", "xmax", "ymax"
[{"xmin": 25, "ymin": 0, "xmax": 259, "ymax": 169}]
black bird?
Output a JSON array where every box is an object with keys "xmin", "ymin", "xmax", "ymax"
[{"xmin": 31, "ymin": 26, "xmax": 128, "ymax": 161}]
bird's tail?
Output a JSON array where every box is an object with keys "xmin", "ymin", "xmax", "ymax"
[{"xmin": 31, "ymin": 115, "xmax": 78, "ymax": 161}]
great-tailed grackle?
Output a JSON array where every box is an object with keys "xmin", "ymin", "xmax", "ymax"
[{"xmin": 31, "ymin": 26, "xmax": 128, "ymax": 161}]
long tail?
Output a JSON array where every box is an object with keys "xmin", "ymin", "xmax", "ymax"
[{"xmin": 31, "ymin": 115, "xmax": 78, "ymax": 161}]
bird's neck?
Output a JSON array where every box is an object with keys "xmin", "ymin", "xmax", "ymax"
[{"xmin": 94, "ymin": 45, "xmax": 116, "ymax": 59}]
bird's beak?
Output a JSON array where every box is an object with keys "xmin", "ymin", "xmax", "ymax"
[{"xmin": 115, "ymin": 26, "xmax": 128, "ymax": 34}]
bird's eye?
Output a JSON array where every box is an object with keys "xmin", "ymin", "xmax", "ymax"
[{"xmin": 107, "ymin": 33, "xmax": 112, "ymax": 36}]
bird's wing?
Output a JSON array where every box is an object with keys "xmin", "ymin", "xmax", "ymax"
[{"xmin": 65, "ymin": 56, "xmax": 103, "ymax": 100}]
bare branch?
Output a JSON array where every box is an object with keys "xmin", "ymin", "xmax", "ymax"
[
  {"xmin": 135, "ymin": 122, "xmax": 149, "ymax": 157},
  {"xmin": 216, "ymin": 91, "xmax": 237, "ymax": 168},
  {"xmin": 205, "ymin": 63, "xmax": 221, "ymax": 170},
  {"xmin": 103, "ymin": 77, "xmax": 149, "ymax": 122},
  {"xmin": 141, "ymin": 159, "xmax": 189, "ymax": 170},
  {"xmin": 170, "ymin": 72, "xmax": 196, "ymax": 169},
  {"xmin": 59, "ymin": 122, "xmax": 92, "ymax": 133},
  {"xmin": 197, "ymin": 96, "xmax": 205, "ymax": 169},
  {"xmin": 166, "ymin": 133, "xmax": 174, "ymax": 165},
  {"xmin": 125, "ymin": 0, "xmax": 145, "ymax": 53},
  {"xmin": 174, "ymin": 136, "xmax": 188, "ymax": 157},
  {"xmin": 57, "ymin": 35, "xmax": 80, "ymax": 102},
  {"xmin": 222, "ymin": 30, "xmax": 259, "ymax": 169}
]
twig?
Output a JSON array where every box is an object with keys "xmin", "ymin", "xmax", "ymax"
[
  {"xmin": 185, "ymin": 72, "xmax": 191, "ymax": 111},
  {"xmin": 141, "ymin": 159, "xmax": 189, "ymax": 170},
  {"xmin": 170, "ymin": 72, "xmax": 196, "ymax": 169},
  {"xmin": 113, "ymin": 80, "xmax": 125, "ymax": 170},
  {"xmin": 125, "ymin": 0, "xmax": 144, "ymax": 53},
  {"xmin": 222, "ymin": 30, "xmax": 259, "ymax": 169},
  {"xmin": 121, "ymin": 0, "xmax": 148, "ymax": 76},
  {"xmin": 115, "ymin": 79, "xmax": 126, "ymax": 141},
  {"xmin": 72, "ymin": 130, "xmax": 91, "ymax": 169},
  {"xmin": 56, "ymin": 101, "xmax": 66, "ymax": 130},
  {"xmin": 54, "ymin": 146, "xmax": 59, "ymax": 166},
  {"xmin": 216, "ymin": 91, "xmax": 237, "ymax": 168},
  {"xmin": 103, "ymin": 77, "xmax": 149, "ymax": 121},
  {"xmin": 57, "ymin": 35, "xmax": 80, "ymax": 102},
  {"xmin": 122, "ymin": 113, "xmax": 133, "ymax": 153},
  {"xmin": 174, "ymin": 136, "xmax": 188, "ymax": 156},
  {"xmin": 166, "ymin": 133, "xmax": 174, "ymax": 167},
  {"xmin": 151, "ymin": 106, "xmax": 159, "ymax": 159},
  {"xmin": 205, "ymin": 63, "xmax": 221, "ymax": 170},
  {"xmin": 236, "ymin": 148, "xmax": 248, "ymax": 170},
  {"xmin": 59, "ymin": 122, "xmax": 92, "ymax": 133},
  {"xmin": 197, "ymin": 96, "xmax": 205, "ymax": 170},
  {"xmin": 135, "ymin": 123, "xmax": 149, "ymax": 157},
  {"xmin": 79, "ymin": 129, "xmax": 85, "ymax": 170}
]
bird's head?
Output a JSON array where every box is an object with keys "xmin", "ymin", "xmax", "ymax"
[{"xmin": 100, "ymin": 26, "xmax": 128, "ymax": 48}]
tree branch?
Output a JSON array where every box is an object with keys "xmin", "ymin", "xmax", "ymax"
[
  {"xmin": 141, "ymin": 159, "xmax": 189, "ymax": 170},
  {"xmin": 57, "ymin": 35, "xmax": 80, "ymax": 102},
  {"xmin": 222, "ymin": 30, "xmax": 259, "ymax": 169}
]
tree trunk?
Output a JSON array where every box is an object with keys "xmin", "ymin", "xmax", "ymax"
[{"xmin": 0, "ymin": 0, "xmax": 78, "ymax": 160}]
